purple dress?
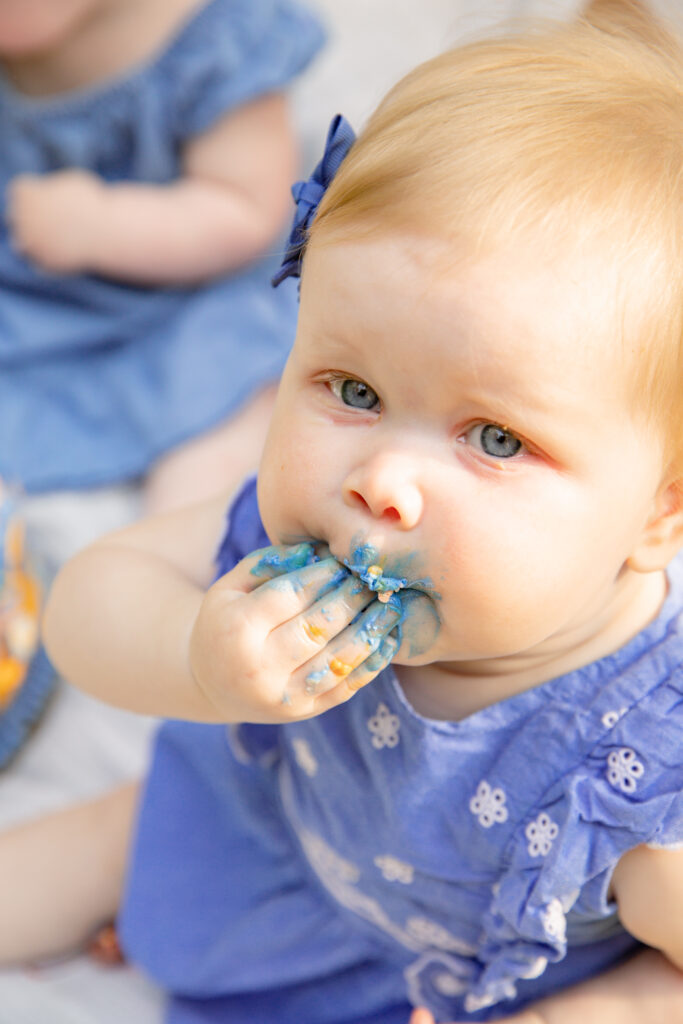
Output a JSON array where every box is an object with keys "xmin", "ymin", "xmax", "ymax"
[{"xmin": 120, "ymin": 478, "xmax": 683, "ymax": 1023}]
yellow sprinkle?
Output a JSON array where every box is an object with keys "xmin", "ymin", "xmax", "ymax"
[
  {"xmin": 303, "ymin": 621, "xmax": 325, "ymax": 641},
  {"xmin": 329, "ymin": 657, "xmax": 352, "ymax": 677},
  {"xmin": 0, "ymin": 657, "xmax": 25, "ymax": 701},
  {"xmin": 366, "ymin": 565, "xmax": 383, "ymax": 578}
]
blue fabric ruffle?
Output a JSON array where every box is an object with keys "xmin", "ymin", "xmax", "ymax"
[{"xmin": 273, "ymin": 114, "xmax": 356, "ymax": 286}]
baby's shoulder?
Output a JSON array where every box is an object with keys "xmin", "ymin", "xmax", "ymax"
[
  {"xmin": 2, "ymin": 0, "xmax": 323, "ymax": 140},
  {"xmin": 132, "ymin": 0, "xmax": 325, "ymax": 143}
]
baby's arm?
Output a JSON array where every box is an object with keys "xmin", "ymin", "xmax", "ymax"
[
  {"xmin": 409, "ymin": 845, "xmax": 683, "ymax": 1024},
  {"xmin": 42, "ymin": 494, "xmax": 399, "ymax": 723},
  {"xmin": 8, "ymin": 92, "xmax": 297, "ymax": 284}
]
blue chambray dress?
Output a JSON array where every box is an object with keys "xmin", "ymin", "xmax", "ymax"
[
  {"xmin": 0, "ymin": 0, "xmax": 323, "ymax": 492},
  {"xmin": 120, "ymin": 478, "xmax": 683, "ymax": 1024}
]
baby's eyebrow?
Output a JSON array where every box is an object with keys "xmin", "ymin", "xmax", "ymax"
[{"xmin": 298, "ymin": 326, "xmax": 372, "ymax": 368}]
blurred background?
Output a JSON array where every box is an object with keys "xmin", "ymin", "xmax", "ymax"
[{"xmin": 0, "ymin": 0, "xmax": 645, "ymax": 1020}]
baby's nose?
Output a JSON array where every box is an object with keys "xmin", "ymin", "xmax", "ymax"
[{"xmin": 342, "ymin": 454, "xmax": 424, "ymax": 529}]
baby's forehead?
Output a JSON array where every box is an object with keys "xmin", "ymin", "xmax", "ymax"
[
  {"xmin": 307, "ymin": 224, "xmax": 635, "ymax": 339},
  {"xmin": 303, "ymin": 230, "xmax": 640, "ymax": 400}
]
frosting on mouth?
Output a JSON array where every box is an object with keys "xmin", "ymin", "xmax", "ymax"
[
  {"xmin": 343, "ymin": 543, "xmax": 411, "ymax": 604},
  {"xmin": 346, "ymin": 560, "xmax": 408, "ymax": 602}
]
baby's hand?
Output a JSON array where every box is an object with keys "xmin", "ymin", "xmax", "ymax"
[
  {"xmin": 7, "ymin": 170, "xmax": 104, "ymax": 274},
  {"xmin": 189, "ymin": 543, "xmax": 401, "ymax": 724}
]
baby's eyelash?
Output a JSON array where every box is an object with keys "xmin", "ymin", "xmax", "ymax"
[
  {"xmin": 457, "ymin": 421, "xmax": 545, "ymax": 464},
  {"xmin": 314, "ymin": 371, "xmax": 359, "ymax": 385},
  {"xmin": 313, "ymin": 371, "xmax": 381, "ymax": 413}
]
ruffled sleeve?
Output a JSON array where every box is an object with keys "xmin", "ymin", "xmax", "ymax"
[
  {"xmin": 213, "ymin": 475, "xmax": 269, "ymax": 579},
  {"xmin": 212, "ymin": 476, "xmax": 280, "ymax": 762},
  {"xmin": 465, "ymin": 665, "xmax": 683, "ymax": 1014},
  {"xmin": 165, "ymin": 0, "xmax": 325, "ymax": 140}
]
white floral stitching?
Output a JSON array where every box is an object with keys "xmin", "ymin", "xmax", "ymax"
[
  {"xmin": 607, "ymin": 748, "xmax": 644, "ymax": 793},
  {"xmin": 405, "ymin": 918, "xmax": 476, "ymax": 956},
  {"xmin": 374, "ymin": 854, "xmax": 414, "ymax": 884},
  {"xmin": 601, "ymin": 708, "xmax": 627, "ymax": 728},
  {"xmin": 367, "ymin": 702, "xmax": 401, "ymax": 749},
  {"xmin": 525, "ymin": 812, "xmax": 559, "ymax": 857},
  {"xmin": 291, "ymin": 737, "xmax": 318, "ymax": 777},
  {"xmin": 541, "ymin": 898, "xmax": 566, "ymax": 942},
  {"xmin": 469, "ymin": 780, "xmax": 508, "ymax": 828}
]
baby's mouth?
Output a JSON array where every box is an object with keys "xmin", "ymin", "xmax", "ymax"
[
  {"xmin": 338, "ymin": 541, "xmax": 433, "ymax": 604},
  {"xmin": 343, "ymin": 554, "xmax": 408, "ymax": 603}
]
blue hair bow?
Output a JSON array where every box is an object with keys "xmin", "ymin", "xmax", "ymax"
[{"xmin": 272, "ymin": 114, "xmax": 356, "ymax": 287}]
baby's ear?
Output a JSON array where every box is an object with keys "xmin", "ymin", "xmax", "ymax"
[
  {"xmin": 628, "ymin": 479, "xmax": 683, "ymax": 573},
  {"xmin": 582, "ymin": 0, "xmax": 677, "ymax": 53}
]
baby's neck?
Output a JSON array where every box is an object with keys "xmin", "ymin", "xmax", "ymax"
[
  {"xmin": 396, "ymin": 568, "xmax": 668, "ymax": 722},
  {"xmin": 0, "ymin": 0, "xmax": 203, "ymax": 98}
]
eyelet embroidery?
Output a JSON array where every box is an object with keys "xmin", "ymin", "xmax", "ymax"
[
  {"xmin": 300, "ymin": 830, "xmax": 361, "ymax": 885},
  {"xmin": 374, "ymin": 854, "xmax": 414, "ymax": 884},
  {"xmin": 292, "ymin": 737, "xmax": 318, "ymax": 777},
  {"xmin": 464, "ymin": 991, "xmax": 499, "ymax": 1013},
  {"xmin": 434, "ymin": 971, "xmax": 466, "ymax": 996},
  {"xmin": 519, "ymin": 956, "xmax": 548, "ymax": 980},
  {"xmin": 525, "ymin": 812, "xmax": 559, "ymax": 857},
  {"xmin": 405, "ymin": 951, "xmax": 479, "ymax": 1011},
  {"xmin": 405, "ymin": 918, "xmax": 477, "ymax": 956},
  {"xmin": 606, "ymin": 748, "xmax": 644, "ymax": 793},
  {"xmin": 469, "ymin": 781, "xmax": 508, "ymax": 828},
  {"xmin": 225, "ymin": 723, "xmax": 252, "ymax": 764},
  {"xmin": 367, "ymin": 702, "xmax": 401, "ymax": 749},
  {"xmin": 601, "ymin": 708, "xmax": 627, "ymax": 728},
  {"xmin": 541, "ymin": 898, "xmax": 566, "ymax": 941},
  {"xmin": 464, "ymin": 979, "xmax": 516, "ymax": 1014}
]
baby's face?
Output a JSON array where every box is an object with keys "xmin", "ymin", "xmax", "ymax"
[
  {"xmin": 0, "ymin": 0, "xmax": 97, "ymax": 56},
  {"xmin": 259, "ymin": 232, "xmax": 665, "ymax": 668}
]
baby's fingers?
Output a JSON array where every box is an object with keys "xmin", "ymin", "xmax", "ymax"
[
  {"xmin": 239, "ymin": 543, "xmax": 320, "ymax": 587},
  {"xmin": 313, "ymin": 633, "xmax": 400, "ymax": 714},
  {"xmin": 275, "ymin": 573, "xmax": 375, "ymax": 666},
  {"xmin": 218, "ymin": 542, "xmax": 331, "ymax": 597},
  {"xmin": 408, "ymin": 1011, "xmax": 436, "ymax": 1024},
  {"xmin": 218, "ymin": 551, "xmax": 362, "ymax": 643},
  {"xmin": 300, "ymin": 601, "xmax": 401, "ymax": 699}
]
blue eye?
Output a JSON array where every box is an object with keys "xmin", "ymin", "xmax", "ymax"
[
  {"xmin": 469, "ymin": 423, "xmax": 523, "ymax": 459},
  {"xmin": 330, "ymin": 378, "xmax": 379, "ymax": 410}
]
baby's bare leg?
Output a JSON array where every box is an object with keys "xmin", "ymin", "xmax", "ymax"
[
  {"xmin": 146, "ymin": 384, "xmax": 277, "ymax": 515},
  {"xmin": 0, "ymin": 782, "xmax": 138, "ymax": 966}
]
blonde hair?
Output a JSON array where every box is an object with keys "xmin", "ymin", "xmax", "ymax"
[{"xmin": 308, "ymin": 1, "xmax": 683, "ymax": 474}]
